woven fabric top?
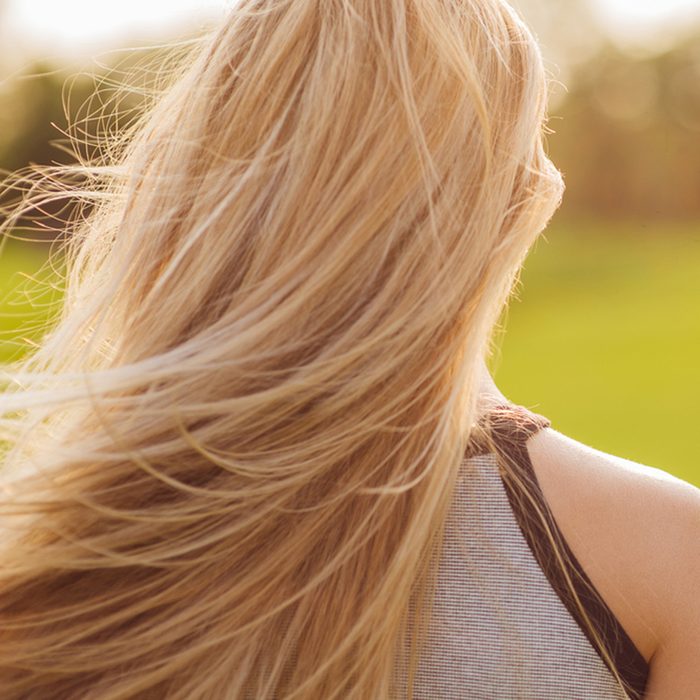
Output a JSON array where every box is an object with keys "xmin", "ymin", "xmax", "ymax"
[{"xmin": 396, "ymin": 402, "xmax": 649, "ymax": 700}]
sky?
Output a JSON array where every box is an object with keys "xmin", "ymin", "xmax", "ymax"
[
  {"xmin": 589, "ymin": 0, "xmax": 700, "ymax": 47},
  {"xmin": 2, "ymin": 0, "xmax": 227, "ymax": 56},
  {"xmin": 592, "ymin": 0, "xmax": 700, "ymax": 26},
  {"xmin": 2, "ymin": 0, "xmax": 700, "ymax": 59}
]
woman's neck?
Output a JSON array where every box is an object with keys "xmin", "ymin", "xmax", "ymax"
[{"xmin": 476, "ymin": 360, "xmax": 511, "ymax": 413}]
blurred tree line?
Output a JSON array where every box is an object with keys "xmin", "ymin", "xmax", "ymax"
[
  {"xmin": 0, "ymin": 47, "xmax": 184, "ymax": 239},
  {"xmin": 550, "ymin": 35, "xmax": 700, "ymax": 220},
  {"xmin": 1, "ymin": 3, "xmax": 699, "ymax": 231}
]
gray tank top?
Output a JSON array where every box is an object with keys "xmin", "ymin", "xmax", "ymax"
[{"xmin": 399, "ymin": 402, "xmax": 649, "ymax": 699}]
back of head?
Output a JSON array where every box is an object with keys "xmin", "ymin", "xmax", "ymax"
[{"xmin": 0, "ymin": 0, "xmax": 564, "ymax": 697}]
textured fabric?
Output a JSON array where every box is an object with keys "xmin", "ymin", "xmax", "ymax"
[
  {"xmin": 396, "ymin": 403, "xmax": 649, "ymax": 700},
  {"xmin": 399, "ymin": 453, "xmax": 628, "ymax": 699}
]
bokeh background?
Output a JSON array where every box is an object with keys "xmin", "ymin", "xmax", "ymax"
[{"xmin": 1, "ymin": 0, "xmax": 699, "ymax": 485}]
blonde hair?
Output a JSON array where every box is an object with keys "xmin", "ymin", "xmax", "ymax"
[{"xmin": 0, "ymin": 0, "xmax": 633, "ymax": 697}]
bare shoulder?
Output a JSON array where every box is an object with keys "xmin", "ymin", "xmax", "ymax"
[{"xmin": 524, "ymin": 424, "xmax": 700, "ymax": 693}]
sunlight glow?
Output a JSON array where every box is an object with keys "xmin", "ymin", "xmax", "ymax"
[{"xmin": 3, "ymin": 0, "xmax": 700, "ymax": 59}]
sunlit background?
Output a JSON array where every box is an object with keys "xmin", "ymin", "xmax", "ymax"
[{"xmin": 1, "ymin": 0, "xmax": 699, "ymax": 485}]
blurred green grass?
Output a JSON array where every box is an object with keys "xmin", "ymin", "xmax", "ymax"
[
  {"xmin": 491, "ymin": 217, "xmax": 700, "ymax": 487},
  {"xmin": 0, "ymin": 236, "xmax": 65, "ymax": 368},
  {"xmin": 1, "ymin": 220, "xmax": 698, "ymax": 487}
]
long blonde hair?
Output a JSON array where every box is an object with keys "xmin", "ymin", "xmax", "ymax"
[{"xmin": 0, "ymin": 1, "xmax": 630, "ymax": 697}]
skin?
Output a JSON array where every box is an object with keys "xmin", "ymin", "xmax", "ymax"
[{"xmin": 476, "ymin": 360, "xmax": 700, "ymax": 698}]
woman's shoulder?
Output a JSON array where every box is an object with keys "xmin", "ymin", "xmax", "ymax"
[{"xmin": 525, "ymin": 423, "xmax": 700, "ymax": 693}]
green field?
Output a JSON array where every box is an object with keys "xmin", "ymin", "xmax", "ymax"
[
  {"xmin": 0, "ymin": 236, "xmax": 65, "ymax": 366},
  {"xmin": 1, "ymin": 219, "xmax": 699, "ymax": 486},
  {"xmin": 492, "ymin": 217, "xmax": 700, "ymax": 487}
]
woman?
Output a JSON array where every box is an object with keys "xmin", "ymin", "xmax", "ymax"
[{"xmin": 0, "ymin": 0, "xmax": 697, "ymax": 697}]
